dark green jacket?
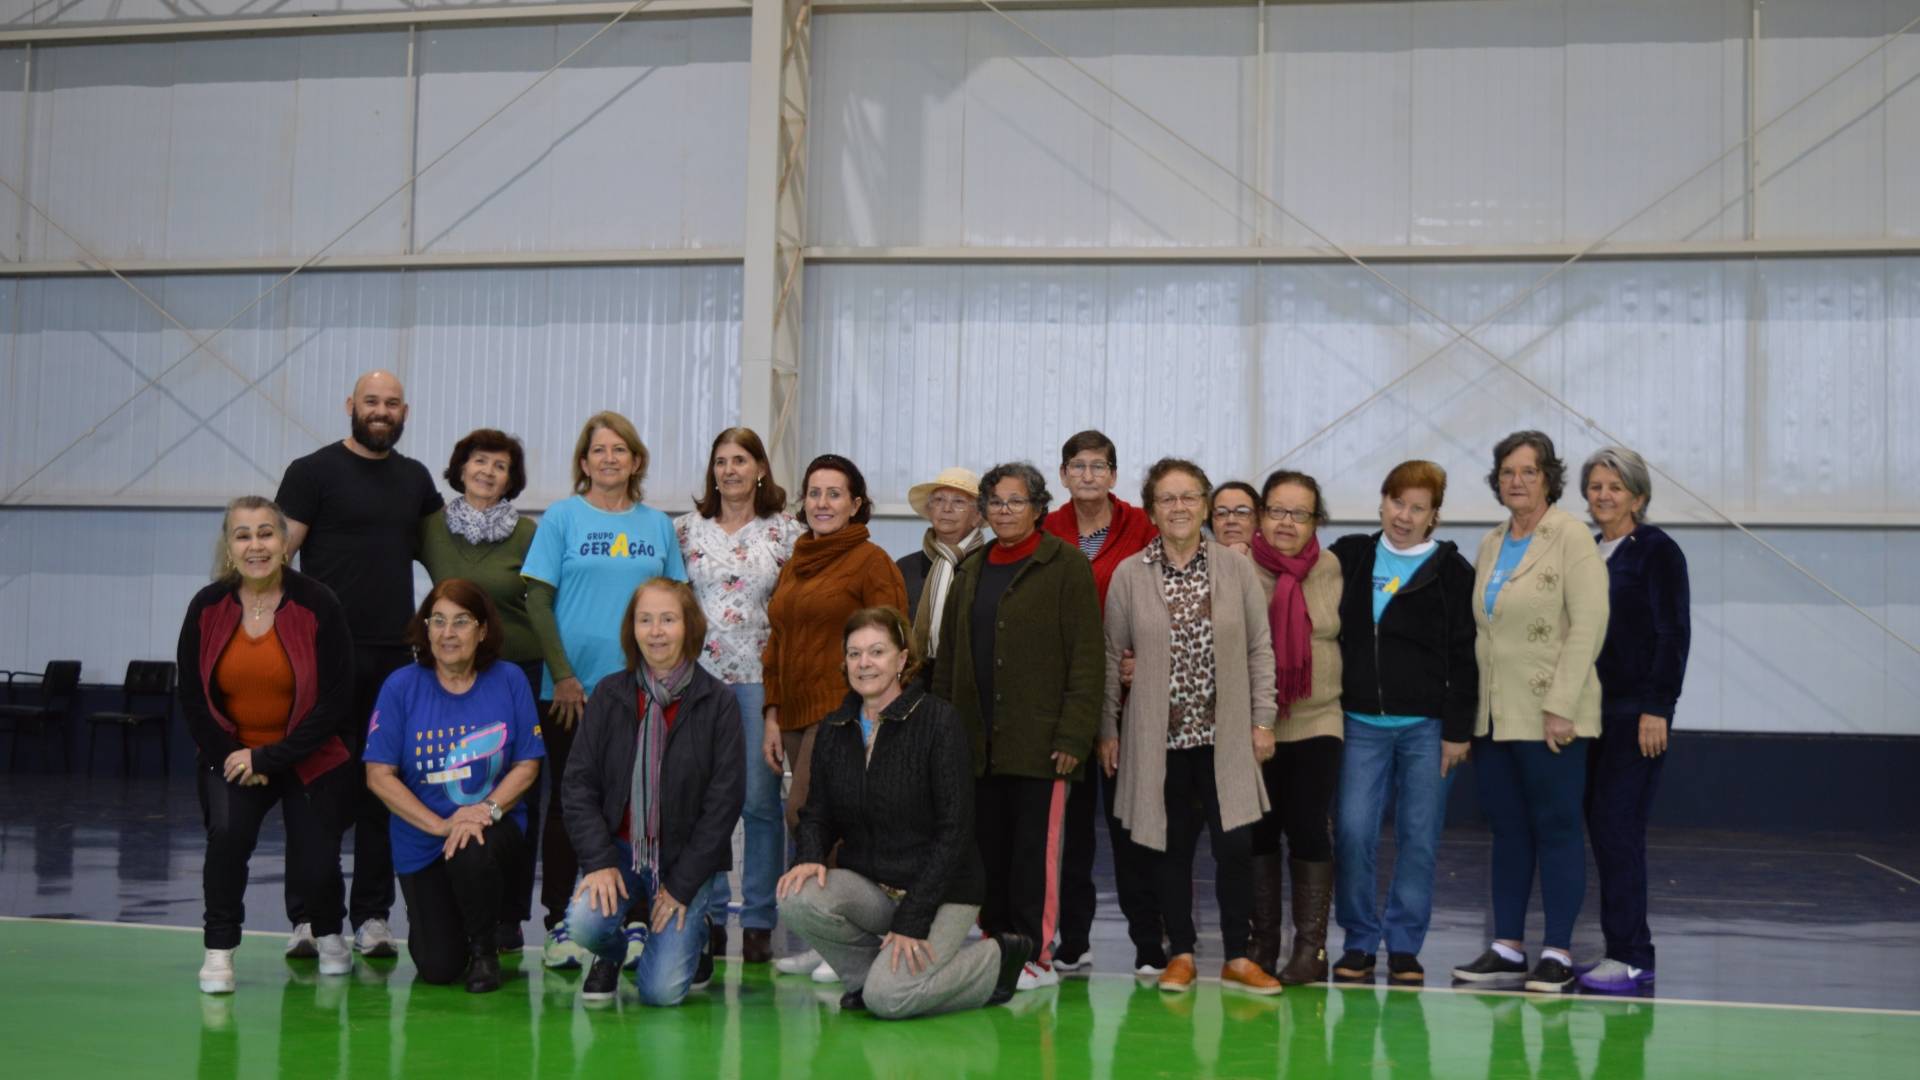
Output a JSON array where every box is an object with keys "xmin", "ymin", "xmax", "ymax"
[{"xmin": 932, "ymin": 532, "xmax": 1105, "ymax": 781}]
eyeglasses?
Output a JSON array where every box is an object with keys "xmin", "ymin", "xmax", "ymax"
[
  {"xmin": 1212, "ymin": 506, "xmax": 1255, "ymax": 520},
  {"xmin": 1499, "ymin": 466, "xmax": 1543, "ymax": 483},
  {"xmin": 927, "ymin": 496, "xmax": 973, "ymax": 513},
  {"xmin": 1154, "ymin": 493, "xmax": 1207, "ymax": 510},
  {"xmin": 1064, "ymin": 461, "xmax": 1113, "ymax": 477},
  {"xmin": 426, "ymin": 614, "xmax": 478, "ymax": 631},
  {"xmin": 1262, "ymin": 506, "xmax": 1316, "ymax": 524},
  {"xmin": 986, "ymin": 498, "xmax": 1031, "ymax": 513}
]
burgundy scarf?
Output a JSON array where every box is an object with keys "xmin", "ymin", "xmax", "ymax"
[{"xmin": 1250, "ymin": 532, "xmax": 1319, "ymax": 712}]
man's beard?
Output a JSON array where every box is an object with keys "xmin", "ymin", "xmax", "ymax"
[{"xmin": 352, "ymin": 412, "xmax": 404, "ymax": 453}]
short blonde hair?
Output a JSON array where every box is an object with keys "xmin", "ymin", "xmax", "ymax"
[
  {"xmin": 212, "ymin": 495, "xmax": 287, "ymax": 582},
  {"xmin": 570, "ymin": 411, "xmax": 649, "ymax": 503}
]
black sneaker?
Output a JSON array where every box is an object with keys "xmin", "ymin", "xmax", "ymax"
[
  {"xmin": 689, "ymin": 915, "xmax": 714, "ymax": 991},
  {"xmin": 1452, "ymin": 948, "xmax": 1528, "ymax": 985},
  {"xmin": 465, "ymin": 951, "xmax": 501, "ymax": 994},
  {"xmin": 1331, "ymin": 950, "xmax": 1376, "ymax": 983},
  {"xmin": 988, "ymin": 933, "xmax": 1035, "ymax": 1006},
  {"xmin": 581, "ymin": 956, "xmax": 621, "ymax": 1002},
  {"xmin": 1387, "ymin": 953, "xmax": 1425, "ymax": 985},
  {"xmin": 1524, "ymin": 956, "xmax": 1575, "ymax": 993},
  {"xmin": 839, "ymin": 988, "xmax": 866, "ymax": 1011}
]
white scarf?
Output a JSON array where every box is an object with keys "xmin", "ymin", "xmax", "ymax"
[{"xmin": 445, "ymin": 496, "xmax": 520, "ymax": 545}]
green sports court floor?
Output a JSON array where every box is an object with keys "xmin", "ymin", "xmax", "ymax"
[{"xmin": 4, "ymin": 918, "xmax": 1915, "ymax": 1079}]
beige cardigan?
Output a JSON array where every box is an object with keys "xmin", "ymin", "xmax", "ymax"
[
  {"xmin": 1100, "ymin": 539, "xmax": 1276, "ymax": 851},
  {"xmin": 1471, "ymin": 504, "xmax": 1610, "ymax": 741},
  {"xmin": 1253, "ymin": 548, "xmax": 1344, "ymax": 743}
]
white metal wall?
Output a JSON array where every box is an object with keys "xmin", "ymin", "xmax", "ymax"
[{"xmin": 3, "ymin": 1, "xmax": 1918, "ymax": 738}]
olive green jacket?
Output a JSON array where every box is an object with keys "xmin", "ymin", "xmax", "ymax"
[{"xmin": 932, "ymin": 533, "xmax": 1105, "ymax": 781}]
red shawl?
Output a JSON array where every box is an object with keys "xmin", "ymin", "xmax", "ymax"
[{"xmin": 1044, "ymin": 495, "xmax": 1158, "ymax": 610}]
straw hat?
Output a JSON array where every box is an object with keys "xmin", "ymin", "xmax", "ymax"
[{"xmin": 907, "ymin": 466, "xmax": 982, "ymax": 520}]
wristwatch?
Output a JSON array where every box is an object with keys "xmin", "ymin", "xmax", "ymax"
[{"xmin": 484, "ymin": 800, "xmax": 503, "ymax": 824}]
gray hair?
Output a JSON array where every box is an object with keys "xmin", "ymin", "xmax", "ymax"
[
  {"xmin": 1580, "ymin": 446, "xmax": 1654, "ymax": 523},
  {"xmin": 977, "ymin": 461, "xmax": 1053, "ymax": 519},
  {"xmin": 213, "ymin": 495, "xmax": 290, "ymax": 581}
]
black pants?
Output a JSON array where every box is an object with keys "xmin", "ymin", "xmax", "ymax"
[
  {"xmin": 288, "ymin": 644, "xmax": 409, "ymax": 929},
  {"xmin": 538, "ymin": 712, "xmax": 581, "ymax": 929},
  {"xmin": 200, "ymin": 763, "xmax": 347, "ymax": 950},
  {"xmin": 1159, "ymin": 746, "xmax": 1253, "ymax": 959},
  {"xmin": 1585, "ymin": 712, "xmax": 1667, "ymax": 969},
  {"xmin": 975, "ymin": 773, "xmax": 1068, "ymax": 964},
  {"xmin": 1058, "ymin": 764, "xmax": 1165, "ymax": 962},
  {"xmin": 1251, "ymin": 735, "xmax": 1342, "ymax": 861},
  {"xmin": 397, "ymin": 819, "xmax": 528, "ymax": 984}
]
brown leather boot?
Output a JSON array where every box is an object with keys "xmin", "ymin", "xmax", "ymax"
[
  {"xmin": 1278, "ymin": 858, "xmax": 1333, "ymax": 985},
  {"xmin": 1246, "ymin": 854, "xmax": 1285, "ymax": 975}
]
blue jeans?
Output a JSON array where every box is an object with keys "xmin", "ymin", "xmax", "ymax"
[
  {"xmin": 1335, "ymin": 717, "xmax": 1454, "ymax": 957},
  {"xmin": 708, "ymin": 682, "xmax": 780, "ymax": 931},
  {"xmin": 565, "ymin": 843, "xmax": 713, "ymax": 1007}
]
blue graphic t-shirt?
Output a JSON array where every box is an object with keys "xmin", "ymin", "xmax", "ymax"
[
  {"xmin": 1484, "ymin": 532, "xmax": 1532, "ymax": 616},
  {"xmin": 1348, "ymin": 538, "xmax": 1440, "ymax": 731},
  {"xmin": 522, "ymin": 495, "xmax": 688, "ymax": 698},
  {"xmin": 365, "ymin": 662, "xmax": 547, "ymax": 874}
]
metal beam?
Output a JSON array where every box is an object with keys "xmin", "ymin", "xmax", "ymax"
[
  {"xmin": 0, "ymin": 249, "xmax": 744, "ymax": 277},
  {"xmin": 0, "ymin": 2, "xmax": 749, "ymax": 45}
]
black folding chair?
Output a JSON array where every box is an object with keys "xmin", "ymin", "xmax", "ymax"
[
  {"xmin": 0, "ymin": 660, "xmax": 83, "ymax": 772},
  {"xmin": 86, "ymin": 660, "xmax": 177, "ymax": 777}
]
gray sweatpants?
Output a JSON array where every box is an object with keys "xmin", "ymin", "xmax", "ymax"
[{"xmin": 778, "ymin": 869, "xmax": 1002, "ymax": 1020}]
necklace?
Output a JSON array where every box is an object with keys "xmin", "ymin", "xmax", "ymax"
[{"xmin": 246, "ymin": 591, "xmax": 279, "ymax": 620}]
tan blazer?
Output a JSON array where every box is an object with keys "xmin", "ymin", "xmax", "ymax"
[
  {"xmin": 1100, "ymin": 540, "xmax": 1276, "ymax": 851},
  {"xmin": 1471, "ymin": 504, "xmax": 1610, "ymax": 740},
  {"xmin": 1253, "ymin": 548, "xmax": 1344, "ymax": 743}
]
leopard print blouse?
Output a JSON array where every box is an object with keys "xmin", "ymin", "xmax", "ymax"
[{"xmin": 1149, "ymin": 538, "xmax": 1218, "ymax": 749}]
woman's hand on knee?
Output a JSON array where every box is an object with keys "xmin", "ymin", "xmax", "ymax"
[
  {"xmin": 574, "ymin": 867, "xmax": 629, "ymax": 918},
  {"xmin": 649, "ymin": 889, "xmax": 688, "ymax": 934},
  {"xmin": 776, "ymin": 862, "xmax": 827, "ymax": 900},
  {"xmin": 881, "ymin": 932, "xmax": 934, "ymax": 976}
]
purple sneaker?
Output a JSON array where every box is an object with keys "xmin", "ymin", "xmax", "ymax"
[{"xmin": 1577, "ymin": 959, "xmax": 1653, "ymax": 993}]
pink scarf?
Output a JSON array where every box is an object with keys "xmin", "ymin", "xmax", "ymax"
[{"xmin": 1250, "ymin": 532, "xmax": 1319, "ymax": 713}]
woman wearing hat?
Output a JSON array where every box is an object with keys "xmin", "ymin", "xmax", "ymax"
[{"xmin": 897, "ymin": 467, "xmax": 986, "ymax": 673}]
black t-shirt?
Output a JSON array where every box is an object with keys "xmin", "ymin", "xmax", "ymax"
[{"xmin": 275, "ymin": 441, "xmax": 443, "ymax": 647}]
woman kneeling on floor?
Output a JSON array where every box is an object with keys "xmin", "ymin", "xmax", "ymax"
[
  {"xmin": 365, "ymin": 579, "xmax": 545, "ymax": 993},
  {"xmin": 564, "ymin": 578, "xmax": 744, "ymax": 1006},
  {"xmin": 777, "ymin": 607, "xmax": 1031, "ymax": 1019}
]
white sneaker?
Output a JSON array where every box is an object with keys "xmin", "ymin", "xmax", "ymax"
[
  {"xmin": 810, "ymin": 959, "xmax": 839, "ymax": 984},
  {"xmin": 316, "ymin": 933, "xmax": 353, "ymax": 976},
  {"xmin": 1052, "ymin": 952, "xmax": 1091, "ymax": 975},
  {"xmin": 1015, "ymin": 961, "xmax": 1059, "ymax": 991},
  {"xmin": 285, "ymin": 923, "xmax": 317, "ymax": 958},
  {"xmin": 774, "ymin": 948, "xmax": 823, "ymax": 975},
  {"xmin": 544, "ymin": 926, "xmax": 588, "ymax": 970},
  {"xmin": 199, "ymin": 948, "xmax": 236, "ymax": 994},
  {"xmin": 353, "ymin": 918, "xmax": 397, "ymax": 958},
  {"xmin": 1133, "ymin": 962, "xmax": 1165, "ymax": 979}
]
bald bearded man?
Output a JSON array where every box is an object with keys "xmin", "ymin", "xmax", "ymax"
[{"xmin": 275, "ymin": 370, "xmax": 444, "ymax": 958}]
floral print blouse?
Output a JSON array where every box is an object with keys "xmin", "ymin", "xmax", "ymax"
[{"xmin": 675, "ymin": 511, "xmax": 805, "ymax": 685}]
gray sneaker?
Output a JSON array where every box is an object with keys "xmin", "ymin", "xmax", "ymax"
[
  {"xmin": 353, "ymin": 918, "xmax": 398, "ymax": 958},
  {"xmin": 285, "ymin": 922, "xmax": 318, "ymax": 958}
]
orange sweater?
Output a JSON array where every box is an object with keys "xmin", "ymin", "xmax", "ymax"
[
  {"xmin": 762, "ymin": 524, "xmax": 909, "ymax": 731},
  {"xmin": 214, "ymin": 625, "xmax": 296, "ymax": 749}
]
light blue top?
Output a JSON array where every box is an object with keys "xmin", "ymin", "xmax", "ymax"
[
  {"xmin": 1483, "ymin": 532, "xmax": 1532, "ymax": 616},
  {"xmin": 1348, "ymin": 538, "xmax": 1440, "ymax": 730},
  {"xmin": 522, "ymin": 495, "xmax": 688, "ymax": 698}
]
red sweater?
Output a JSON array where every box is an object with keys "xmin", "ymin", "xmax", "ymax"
[{"xmin": 1043, "ymin": 495, "xmax": 1158, "ymax": 610}]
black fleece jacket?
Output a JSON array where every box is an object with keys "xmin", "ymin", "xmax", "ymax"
[
  {"xmin": 563, "ymin": 665, "xmax": 744, "ymax": 907},
  {"xmin": 1329, "ymin": 532, "xmax": 1479, "ymax": 743},
  {"xmin": 795, "ymin": 686, "xmax": 986, "ymax": 939}
]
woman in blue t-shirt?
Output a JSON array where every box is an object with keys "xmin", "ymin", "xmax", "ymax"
[
  {"xmin": 522, "ymin": 410, "xmax": 688, "ymax": 968},
  {"xmin": 365, "ymin": 580, "xmax": 545, "ymax": 993}
]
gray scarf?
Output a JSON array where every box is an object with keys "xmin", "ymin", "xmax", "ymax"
[{"xmin": 445, "ymin": 496, "xmax": 520, "ymax": 545}]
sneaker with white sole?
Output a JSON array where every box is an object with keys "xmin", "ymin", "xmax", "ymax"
[
  {"xmin": 199, "ymin": 948, "xmax": 236, "ymax": 994},
  {"xmin": 810, "ymin": 959, "xmax": 839, "ymax": 984},
  {"xmin": 285, "ymin": 923, "xmax": 318, "ymax": 958},
  {"xmin": 1577, "ymin": 959, "xmax": 1654, "ymax": 993},
  {"xmin": 622, "ymin": 925, "xmax": 645, "ymax": 971},
  {"xmin": 544, "ymin": 926, "xmax": 587, "ymax": 970},
  {"xmin": 774, "ymin": 948, "xmax": 823, "ymax": 975},
  {"xmin": 581, "ymin": 956, "xmax": 621, "ymax": 1003},
  {"xmin": 353, "ymin": 918, "xmax": 397, "ymax": 958},
  {"xmin": 1014, "ymin": 961, "xmax": 1059, "ymax": 991},
  {"xmin": 1052, "ymin": 950, "xmax": 1091, "ymax": 976},
  {"xmin": 316, "ymin": 934, "xmax": 353, "ymax": 976}
]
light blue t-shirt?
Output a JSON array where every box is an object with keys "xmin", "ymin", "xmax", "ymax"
[
  {"xmin": 1483, "ymin": 532, "xmax": 1532, "ymax": 616},
  {"xmin": 522, "ymin": 495, "xmax": 688, "ymax": 698},
  {"xmin": 1347, "ymin": 538, "xmax": 1440, "ymax": 730},
  {"xmin": 364, "ymin": 663, "xmax": 547, "ymax": 874}
]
